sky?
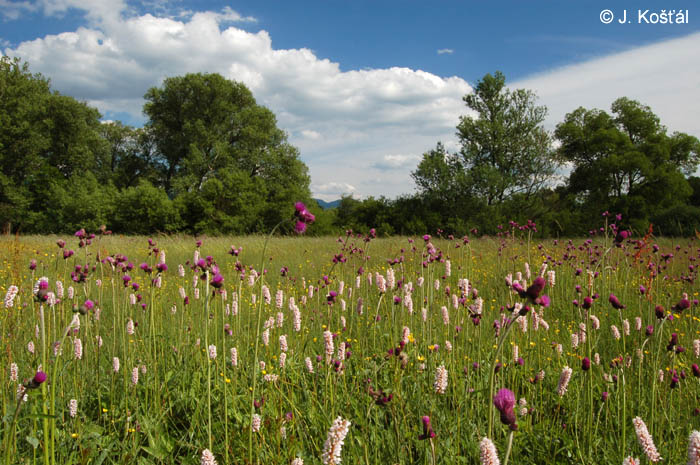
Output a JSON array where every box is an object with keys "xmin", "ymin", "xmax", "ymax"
[{"xmin": 2, "ymin": 1, "xmax": 699, "ymax": 201}]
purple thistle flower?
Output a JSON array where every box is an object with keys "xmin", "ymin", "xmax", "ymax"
[
  {"xmin": 525, "ymin": 277, "xmax": 546, "ymax": 300},
  {"xmin": 582, "ymin": 357, "xmax": 591, "ymax": 371},
  {"xmin": 655, "ymin": 305, "xmax": 665, "ymax": 319},
  {"xmin": 294, "ymin": 202, "xmax": 315, "ymax": 224},
  {"xmin": 419, "ymin": 415, "xmax": 436, "ymax": 440},
  {"xmin": 210, "ymin": 273, "xmax": 224, "ymax": 289},
  {"xmin": 674, "ymin": 297, "xmax": 691, "ymax": 313},
  {"xmin": 609, "ymin": 294, "xmax": 625, "ymax": 310},
  {"xmin": 294, "ymin": 221, "xmax": 307, "ymax": 234},
  {"xmin": 493, "ymin": 388, "xmax": 517, "ymax": 428},
  {"xmin": 582, "ymin": 296, "xmax": 593, "ymax": 310},
  {"xmin": 26, "ymin": 370, "xmax": 47, "ymax": 390}
]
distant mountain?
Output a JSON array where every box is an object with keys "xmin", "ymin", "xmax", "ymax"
[{"xmin": 314, "ymin": 198, "xmax": 341, "ymax": 210}]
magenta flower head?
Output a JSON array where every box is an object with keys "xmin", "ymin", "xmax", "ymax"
[
  {"xmin": 26, "ymin": 370, "xmax": 47, "ymax": 390},
  {"xmin": 419, "ymin": 415, "xmax": 436, "ymax": 440},
  {"xmin": 78, "ymin": 299, "xmax": 94, "ymax": 315},
  {"xmin": 614, "ymin": 230, "xmax": 630, "ymax": 245},
  {"xmin": 582, "ymin": 296, "xmax": 593, "ymax": 310},
  {"xmin": 294, "ymin": 202, "xmax": 315, "ymax": 224},
  {"xmin": 526, "ymin": 277, "xmax": 546, "ymax": 300},
  {"xmin": 29, "ymin": 259, "xmax": 37, "ymax": 270},
  {"xmin": 673, "ymin": 297, "xmax": 691, "ymax": 313},
  {"xmin": 294, "ymin": 221, "xmax": 307, "ymax": 234},
  {"xmin": 654, "ymin": 305, "xmax": 665, "ymax": 319},
  {"xmin": 493, "ymin": 388, "xmax": 517, "ymax": 428},
  {"xmin": 582, "ymin": 357, "xmax": 591, "ymax": 371},
  {"xmin": 210, "ymin": 273, "xmax": 224, "ymax": 289},
  {"xmin": 608, "ymin": 294, "xmax": 625, "ymax": 310}
]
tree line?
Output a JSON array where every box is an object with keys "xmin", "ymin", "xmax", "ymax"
[{"xmin": 2, "ymin": 57, "xmax": 699, "ymax": 236}]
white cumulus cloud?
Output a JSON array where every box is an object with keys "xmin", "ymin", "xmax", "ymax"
[
  {"xmin": 4, "ymin": 2, "xmax": 698, "ymax": 201},
  {"xmin": 513, "ymin": 31, "xmax": 700, "ymax": 138}
]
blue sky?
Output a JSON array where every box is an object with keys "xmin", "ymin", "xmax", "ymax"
[{"xmin": 2, "ymin": 1, "xmax": 699, "ymax": 200}]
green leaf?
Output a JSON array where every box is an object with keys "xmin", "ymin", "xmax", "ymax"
[{"xmin": 26, "ymin": 436, "xmax": 39, "ymax": 449}]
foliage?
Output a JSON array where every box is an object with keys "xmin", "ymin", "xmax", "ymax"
[
  {"xmin": 414, "ymin": 71, "xmax": 557, "ymax": 207},
  {"xmin": 555, "ymin": 97, "xmax": 700, "ymax": 229},
  {"xmin": 0, "ymin": 58, "xmax": 312, "ymax": 234}
]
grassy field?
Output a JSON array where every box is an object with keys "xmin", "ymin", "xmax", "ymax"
[{"xmin": 1, "ymin": 228, "xmax": 699, "ymax": 464}]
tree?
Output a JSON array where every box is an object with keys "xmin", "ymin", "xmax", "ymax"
[
  {"xmin": 455, "ymin": 71, "xmax": 556, "ymax": 205},
  {"xmin": 0, "ymin": 56, "xmax": 109, "ymax": 232},
  {"xmin": 143, "ymin": 73, "xmax": 311, "ymax": 233},
  {"xmin": 411, "ymin": 142, "xmax": 468, "ymax": 204},
  {"xmin": 555, "ymin": 97, "xmax": 700, "ymax": 226}
]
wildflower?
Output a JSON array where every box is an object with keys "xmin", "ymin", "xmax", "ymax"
[
  {"xmin": 4, "ymin": 285, "xmax": 19, "ymax": 308},
  {"xmin": 434, "ymin": 364, "xmax": 448, "ymax": 394},
  {"xmin": 27, "ymin": 341, "xmax": 35, "ymax": 354},
  {"xmin": 322, "ymin": 417, "xmax": 351, "ymax": 464},
  {"xmin": 609, "ymin": 294, "xmax": 626, "ymax": 310},
  {"xmin": 200, "ymin": 449, "xmax": 218, "ymax": 465},
  {"xmin": 208, "ymin": 345, "xmax": 217, "ymax": 360},
  {"xmin": 26, "ymin": 371, "xmax": 47, "ymax": 390},
  {"xmin": 611, "ymin": 325, "xmax": 621, "ymax": 340},
  {"xmin": 632, "ymin": 416, "xmax": 661, "ymax": 462},
  {"xmin": 131, "ymin": 367, "xmax": 139, "ymax": 386},
  {"xmin": 291, "ymin": 458, "xmax": 304, "ymax": 465},
  {"xmin": 441, "ymin": 306, "xmax": 449, "ymax": 325},
  {"xmin": 674, "ymin": 295, "xmax": 691, "ymax": 313},
  {"xmin": 419, "ymin": 416, "xmax": 436, "ymax": 440},
  {"xmin": 493, "ymin": 388, "xmax": 516, "ymax": 429},
  {"xmin": 294, "ymin": 202, "xmax": 316, "ymax": 224},
  {"xmin": 688, "ymin": 430, "xmax": 700, "ymax": 465},
  {"xmin": 73, "ymin": 338, "xmax": 82, "ymax": 360},
  {"xmin": 251, "ymin": 413, "xmax": 262, "ymax": 433},
  {"xmin": 479, "ymin": 437, "xmax": 500, "ymax": 465},
  {"xmin": 623, "ymin": 457, "xmax": 640, "ymax": 465},
  {"xmin": 210, "ymin": 273, "xmax": 224, "ymax": 289},
  {"xmin": 230, "ymin": 347, "xmax": 238, "ymax": 367},
  {"xmin": 324, "ymin": 330, "xmax": 334, "ymax": 364},
  {"xmin": 113, "ymin": 357, "xmax": 120, "ymax": 373},
  {"xmin": 69, "ymin": 399, "xmax": 78, "ymax": 418},
  {"xmin": 557, "ymin": 366, "xmax": 573, "ymax": 396},
  {"xmin": 582, "ymin": 357, "xmax": 591, "ymax": 371},
  {"xmin": 126, "ymin": 319, "xmax": 135, "ymax": 335},
  {"xmin": 571, "ymin": 333, "xmax": 579, "ymax": 349},
  {"xmin": 10, "ymin": 362, "xmax": 18, "ymax": 382},
  {"xmin": 305, "ymin": 357, "xmax": 314, "ymax": 373}
]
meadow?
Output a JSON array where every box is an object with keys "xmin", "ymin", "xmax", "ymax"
[{"xmin": 2, "ymin": 216, "xmax": 700, "ymax": 465}]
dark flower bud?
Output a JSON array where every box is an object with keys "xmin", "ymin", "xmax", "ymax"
[
  {"xmin": 655, "ymin": 305, "xmax": 665, "ymax": 319},
  {"xmin": 582, "ymin": 357, "xmax": 591, "ymax": 371}
]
